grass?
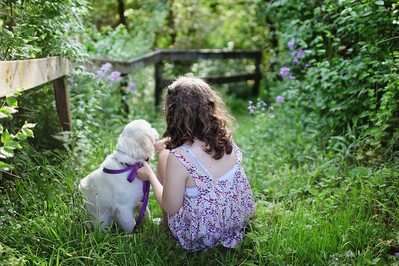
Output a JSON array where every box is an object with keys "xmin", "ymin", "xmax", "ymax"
[{"xmin": 1, "ymin": 85, "xmax": 399, "ymax": 265}]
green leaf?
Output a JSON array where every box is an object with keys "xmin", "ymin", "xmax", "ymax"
[
  {"xmin": 21, "ymin": 128, "xmax": 34, "ymax": 138},
  {"xmin": 23, "ymin": 122, "xmax": 36, "ymax": 129},
  {"xmin": 0, "ymin": 147, "xmax": 14, "ymax": 158},
  {"xmin": 6, "ymin": 97, "xmax": 18, "ymax": 108},
  {"xmin": 0, "ymin": 161, "xmax": 14, "ymax": 171},
  {"xmin": 0, "ymin": 108, "xmax": 11, "ymax": 118},
  {"xmin": 4, "ymin": 106, "xmax": 18, "ymax": 114},
  {"xmin": 6, "ymin": 140, "xmax": 22, "ymax": 150},
  {"xmin": 375, "ymin": 1, "xmax": 384, "ymax": 5},
  {"xmin": 1, "ymin": 129, "xmax": 10, "ymax": 144}
]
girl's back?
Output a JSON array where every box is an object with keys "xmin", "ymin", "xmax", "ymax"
[{"xmin": 167, "ymin": 140, "xmax": 255, "ymax": 251}]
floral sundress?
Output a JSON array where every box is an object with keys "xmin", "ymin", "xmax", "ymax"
[{"xmin": 167, "ymin": 141, "xmax": 255, "ymax": 251}]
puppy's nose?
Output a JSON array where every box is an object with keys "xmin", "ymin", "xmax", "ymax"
[{"xmin": 145, "ymin": 158, "xmax": 149, "ymax": 162}]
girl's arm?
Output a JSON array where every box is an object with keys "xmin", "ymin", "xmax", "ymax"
[
  {"xmin": 137, "ymin": 154, "xmax": 186, "ymax": 215},
  {"xmin": 162, "ymin": 153, "xmax": 187, "ymax": 214}
]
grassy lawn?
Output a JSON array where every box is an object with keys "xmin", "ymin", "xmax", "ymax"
[{"xmin": 0, "ymin": 90, "xmax": 398, "ymax": 265}]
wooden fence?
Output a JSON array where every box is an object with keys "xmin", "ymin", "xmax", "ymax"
[
  {"xmin": 0, "ymin": 56, "xmax": 72, "ymax": 131},
  {"xmin": 0, "ymin": 49, "xmax": 262, "ymax": 130},
  {"xmin": 89, "ymin": 49, "xmax": 262, "ymax": 106}
]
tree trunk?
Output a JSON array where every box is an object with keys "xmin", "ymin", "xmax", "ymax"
[{"xmin": 118, "ymin": 0, "xmax": 126, "ymax": 26}]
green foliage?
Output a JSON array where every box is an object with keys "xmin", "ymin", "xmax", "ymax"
[
  {"xmin": 265, "ymin": 0, "xmax": 399, "ymax": 163},
  {"xmin": 0, "ymin": 95, "xmax": 35, "ymax": 171},
  {"xmin": 84, "ymin": 0, "xmax": 168, "ymax": 60},
  {"xmin": 0, "ymin": 0, "xmax": 88, "ymax": 60},
  {"xmin": 158, "ymin": 0, "xmax": 268, "ymax": 49},
  {"xmin": 1, "ymin": 1, "xmax": 399, "ymax": 265},
  {"xmin": 236, "ymin": 101, "xmax": 399, "ymax": 265},
  {"xmin": 83, "ymin": 24, "xmax": 154, "ymax": 61}
]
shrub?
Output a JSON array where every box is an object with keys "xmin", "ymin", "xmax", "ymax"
[{"xmin": 264, "ymin": 0, "xmax": 399, "ymax": 161}]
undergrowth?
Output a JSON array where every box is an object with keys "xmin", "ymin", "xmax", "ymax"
[{"xmin": 0, "ymin": 80, "xmax": 399, "ymax": 265}]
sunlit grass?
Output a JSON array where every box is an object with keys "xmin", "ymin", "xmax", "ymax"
[{"xmin": 1, "ymin": 89, "xmax": 399, "ymax": 265}]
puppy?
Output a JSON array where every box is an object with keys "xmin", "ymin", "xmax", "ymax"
[{"xmin": 79, "ymin": 119, "xmax": 158, "ymax": 232}]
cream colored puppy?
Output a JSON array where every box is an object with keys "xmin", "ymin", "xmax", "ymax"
[{"xmin": 79, "ymin": 119, "xmax": 158, "ymax": 232}]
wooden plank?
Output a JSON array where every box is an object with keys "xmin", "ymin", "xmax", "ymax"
[
  {"xmin": 160, "ymin": 49, "xmax": 262, "ymax": 61},
  {"xmin": 161, "ymin": 73, "xmax": 260, "ymax": 88},
  {"xmin": 86, "ymin": 50, "xmax": 163, "ymax": 74},
  {"xmin": 0, "ymin": 56, "xmax": 72, "ymax": 97},
  {"xmin": 53, "ymin": 78, "xmax": 72, "ymax": 131},
  {"xmin": 83, "ymin": 49, "xmax": 261, "ymax": 73},
  {"xmin": 253, "ymin": 55, "xmax": 262, "ymax": 96}
]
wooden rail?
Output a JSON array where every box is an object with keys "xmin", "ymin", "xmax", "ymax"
[
  {"xmin": 0, "ymin": 56, "xmax": 72, "ymax": 131},
  {"xmin": 0, "ymin": 49, "xmax": 261, "ymax": 131},
  {"xmin": 89, "ymin": 49, "xmax": 262, "ymax": 106}
]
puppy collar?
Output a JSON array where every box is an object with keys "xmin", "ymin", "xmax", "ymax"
[
  {"xmin": 102, "ymin": 163, "xmax": 150, "ymax": 229},
  {"xmin": 103, "ymin": 162, "xmax": 143, "ymax": 183}
]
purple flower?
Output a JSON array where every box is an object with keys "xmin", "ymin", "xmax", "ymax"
[
  {"xmin": 288, "ymin": 39, "xmax": 295, "ymax": 50},
  {"xmin": 395, "ymin": 252, "xmax": 399, "ymax": 258},
  {"xmin": 297, "ymin": 49, "xmax": 305, "ymax": 58},
  {"xmin": 276, "ymin": 95, "xmax": 285, "ymax": 103},
  {"xmin": 67, "ymin": 77, "xmax": 74, "ymax": 83},
  {"xmin": 305, "ymin": 63, "xmax": 310, "ymax": 68},
  {"xmin": 280, "ymin": 67, "xmax": 291, "ymax": 78},
  {"xmin": 280, "ymin": 67, "xmax": 295, "ymax": 79},
  {"xmin": 268, "ymin": 113, "xmax": 275, "ymax": 119},
  {"xmin": 248, "ymin": 104, "xmax": 256, "ymax": 114},
  {"xmin": 108, "ymin": 71, "xmax": 121, "ymax": 82},
  {"xmin": 292, "ymin": 57, "xmax": 300, "ymax": 65},
  {"xmin": 128, "ymin": 82, "xmax": 137, "ymax": 89},
  {"xmin": 96, "ymin": 63, "xmax": 113, "ymax": 80},
  {"xmin": 269, "ymin": 106, "xmax": 274, "ymax": 111}
]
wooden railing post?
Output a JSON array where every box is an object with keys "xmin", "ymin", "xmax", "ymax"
[
  {"xmin": 253, "ymin": 53, "xmax": 261, "ymax": 96},
  {"xmin": 154, "ymin": 61, "xmax": 163, "ymax": 107},
  {"xmin": 53, "ymin": 77, "xmax": 72, "ymax": 131}
]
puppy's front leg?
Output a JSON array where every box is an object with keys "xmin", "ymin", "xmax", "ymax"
[{"xmin": 115, "ymin": 207, "xmax": 135, "ymax": 233}]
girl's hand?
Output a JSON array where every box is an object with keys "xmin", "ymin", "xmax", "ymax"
[
  {"xmin": 137, "ymin": 162, "xmax": 153, "ymax": 181},
  {"xmin": 154, "ymin": 138, "xmax": 167, "ymax": 152}
]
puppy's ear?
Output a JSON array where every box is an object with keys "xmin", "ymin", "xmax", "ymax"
[
  {"xmin": 116, "ymin": 121, "xmax": 158, "ymax": 160},
  {"xmin": 138, "ymin": 130, "xmax": 157, "ymax": 160}
]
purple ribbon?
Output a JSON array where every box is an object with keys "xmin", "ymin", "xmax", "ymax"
[{"xmin": 103, "ymin": 162, "xmax": 150, "ymax": 229}]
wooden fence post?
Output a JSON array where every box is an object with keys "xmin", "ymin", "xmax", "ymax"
[
  {"xmin": 253, "ymin": 53, "xmax": 261, "ymax": 96},
  {"xmin": 53, "ymin": 77, "xmax": 72, "ymax": 131},
  {"xmin": 154, "ymin": 61, "xmax": 163, "ymax": 107}
]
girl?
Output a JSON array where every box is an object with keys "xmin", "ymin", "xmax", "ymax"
[{"xmin": 137, "ymin": 74, "xmax": 255, "ymax": 251}]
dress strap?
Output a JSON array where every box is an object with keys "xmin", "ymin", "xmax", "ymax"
[
  {"xmin": 232, "ymin": 141, "xmax": 242, "ymax": 163},
  {"xmin": 180, "ymin": 145, "xmax": 214, "ymax": 179},
  {"xmin": 169, "ymin": 148, "xmax": 194, "ymax": 171}
]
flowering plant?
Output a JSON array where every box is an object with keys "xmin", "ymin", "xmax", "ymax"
[
  {"xmin": 280, "ymin": 39, "xmax": 310, "ymax": 80},
  {"xmin": 248, "ymin": 95, "xmax": 285, "ymax": 118}
]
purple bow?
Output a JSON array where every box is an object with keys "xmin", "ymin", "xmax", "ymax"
[{"xmin": 103, "ymin": 162, "xmax": 151, "ymax": 229}]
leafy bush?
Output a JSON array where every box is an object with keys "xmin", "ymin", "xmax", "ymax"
[
  {"xmin": 0, "ymin": 95, "xmax": 35, "ymax": 171},
  {"xmin": 0, "ymin": 0, "xmax": 88, "ymax": 60},
  {"xmin": 264, "ymin": 0, "xmax": 399, "ymax": 162}
]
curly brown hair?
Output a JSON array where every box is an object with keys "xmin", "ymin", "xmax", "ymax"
[{"xmin": 162, "ymin": 74, "xmax": 235, "ymax": 159}]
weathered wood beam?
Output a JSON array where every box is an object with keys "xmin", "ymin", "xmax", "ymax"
[
  {"xmin": 0, "ymin": 56, "xmax": 72, "ymax": 131},
  {"xmin": 0, "ymin": 56, "xmax": 71, "ymax": 97},
  {"xmin": 86, "ymin": 50, "xmax": 163, "ymax": 74},
  {"xmin": 159, "ymin": 49, "xmax": 262, "ymax": 61}
]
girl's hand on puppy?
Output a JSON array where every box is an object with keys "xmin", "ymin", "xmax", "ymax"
[
  {"xmin": 137, "ymin": 162, "xmax": 153, "ymax": 181},
  {"xmin": 154, "ymin": 138, "xmax": 167, "ymax": 152}
]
